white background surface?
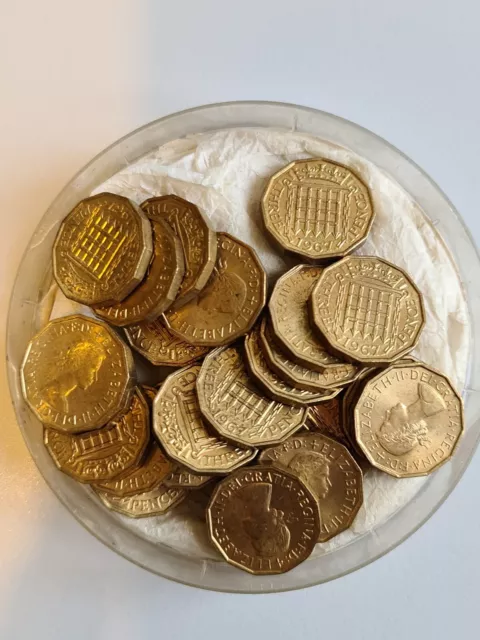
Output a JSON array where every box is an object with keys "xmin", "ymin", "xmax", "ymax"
[{"xmin": 1, "ymin": 2, "xmax": 480, "ymax": 639}]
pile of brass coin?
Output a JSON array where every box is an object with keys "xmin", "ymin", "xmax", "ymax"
[{"xmin": 20, "ymin": 161, "xmax": 464, "ymax": 576}]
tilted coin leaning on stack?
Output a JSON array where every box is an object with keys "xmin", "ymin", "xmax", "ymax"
[{"xmin": 20, "ymin": 159, "xmax": 464, "ymax": 576}]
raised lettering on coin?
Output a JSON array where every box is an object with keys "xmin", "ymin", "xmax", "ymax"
[
  {"xmin": 125, "ymin": 317, "xmax": 209, "ymax": 367},
  {"xmin": 21, "ymin": 314, "xmax": 135, "ymax": 433},
  {"xmin": 354, "ymin": 362, "xmax": 463, "ymax": 477},
  {"xmin": 207, "ymin": 465, "xmax": 320, "ymax": 574},
  {"xmin": 141, "ymin": 195, "xmax": 217, "ymax": 307},
  {"xmin": 44, "ymin": 388, "xmax": 150, "ymax": 483}
]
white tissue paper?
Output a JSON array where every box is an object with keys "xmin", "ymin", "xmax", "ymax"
[{"xmin": 49, "ymin": 128, "xmax": 469, "ymax": 560}]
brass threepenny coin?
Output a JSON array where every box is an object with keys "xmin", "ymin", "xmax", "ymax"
[
  {"xmin": 269, "ymin": 264, "xmax": 347, "ymax": 370},
  {"xmin": 262, "ymin": 158, "xmax": 374, "ymax": 261},
  {"xmin": 93, "ymin": 441, "xmax": 173, "ymax": 497},
  {"xmin": 310, "ymin": 256, "xmax": 426, "ymax": 365},
  {"xmin": 141, "ymin": 195, "xmax": 217, "ymax": 308},
  {"xmin": 21, "ymin": 314, "xmax": 135, "ymax": 433},
  {"xmin": 244, "ymin": 324, "xmax": 338, "ymax": 406},
  {"xmin": 354, "ymin": 362, "xmax": 463, "ymax": 477},
  {"xmin": 44, "ymin": 387, "xmax": 149, "ymax": 483},
  {"xmin": 259, "ymin": 317, "xmax": 359, "ymax": 392},
  {"xmin": 53, "ymin": 192, "xmax": 153, "ymax": 305},
  {"xmin": 94, "ymin": 216, "xmax": 184, "ymax": 326},
  {"xmin": 207, "ymin": 465, "xmax": 320, "ymax": 575}
]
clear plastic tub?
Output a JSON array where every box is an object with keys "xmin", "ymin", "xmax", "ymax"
[{"xmin": 7, "ymin": 102, "xmax": 480, "ymax": 593}]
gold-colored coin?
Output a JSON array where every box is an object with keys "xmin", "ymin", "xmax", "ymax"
[
  {"xmin": 94, "ymin": 484, "xmax": 186, "ymax": 518},
  {"xmin": 94, "ymin": 217, "xmax": 184, "ymax": 326},
  {"xmin": 310, "ymin": 256, "xmax": 426, "ymax": 365},
  {"xmin": 197, "ymin": 344, "xmax": 308, "ymax": 447},
  {"xmin": 244, "ymin": 324, "xmax": 338, "ymax": 406},
  {"xmin": 307, "ymin": 398, "xmax": 349, "ymax": 445},
  {"xmin": 21, "ymin": 314, "xmax": 135, "ymax": 433},
  {"xmin": 164, "ymin": 233, "xmax": 267, "ymax": 346},
  {"xmin": 125, "ymin": 317, "xmax": 209, "ymax": 366},
  {"xmin": 262, "ymin": 158, "xmax": 374, "ymax": 261},
  {"xmin": 259, "ymin": 433, "xmax": 363, "ymax": 542},
  {"xmin": 269, "ymin": 264, "xmax": 347, "ymax": 370},
  {"xmin": 53, "ymin": 193, "xmax": 153, "ymax": 305},
  {"xmin": 93, "ymin": 441, "xmax": 173, "ymax": 497},
  {"xmin": 141, "ymin": 195, "xmax": 217, "ymax": 308},
  {"xmin": 259, "ymin": 318, "xmax": 360, "ymax": 392},
  {"xmin": 164, "ymin": 466, "xmax": 213, "ymax": 489},
  {"xmin": 153, "ymin": 364, "xmax": 256, "ymax": 474},
  {"xmin": 207, "ymin": 465, "xmax": 320, "ymax": 575},
  {"xmin": 44, "ymin": 388, "xmax": 149, "ymax": 483},
  {"xmin": 354, "ymin": 362, "xmax": 463, "ymax": 477}
]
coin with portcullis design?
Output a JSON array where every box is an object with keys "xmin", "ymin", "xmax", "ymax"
[
  {"xmin": 44, "ymin": 388, "xmax": 150, "ymax": 483},
  {"xmin": 197, "ymin": 344, "xmax": 308, "ymax": 447},
  {"xmin": 262, "ymin": 158, "xmax": 374, "ymax": 261},
  {"xmin": 311, "ymin": 256, "xmax": 425, "ymax": 365},
  {"xmin": 53, "ymin": 192, "xmax": 153, "ymax": 305},
  {"xmin": 153, "ymin": 364, "xmax": 256, "ymax": 474}
]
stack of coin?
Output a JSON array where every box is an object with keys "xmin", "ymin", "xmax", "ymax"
[{"xmin": 19, "ymin": 157, "xmax": 464, "ymax": 576}]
